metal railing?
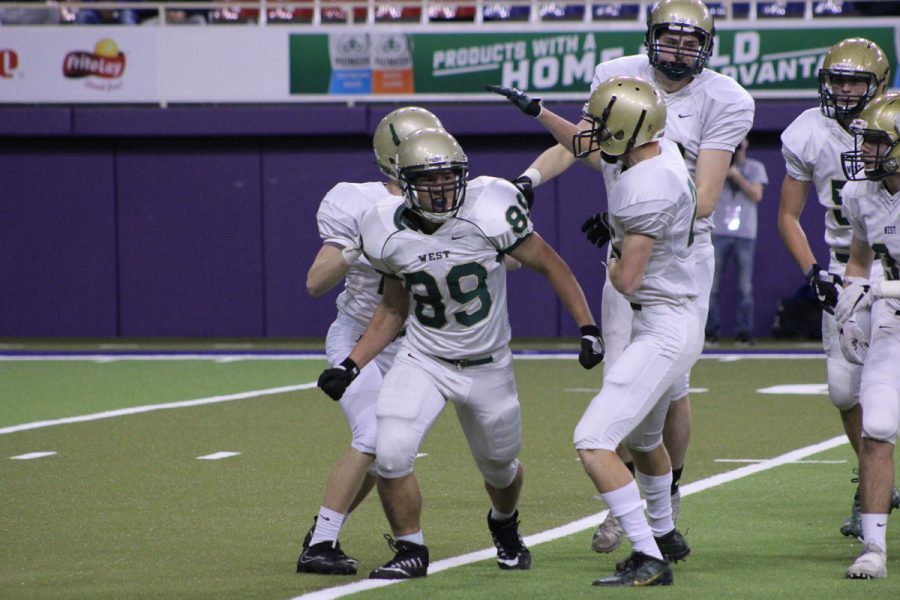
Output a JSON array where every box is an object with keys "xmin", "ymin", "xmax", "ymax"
[{"xmin": 0, "ymin": 0, "xmax": 895, "ymax": 27}]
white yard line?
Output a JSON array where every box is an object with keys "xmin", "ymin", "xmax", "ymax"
[
  {"xmin": 292, "ymin": 435, "xmax": 849, "ymax": 600},
  {"xmin": 0, "ymin": 383, "xmax": 317, "ymax": 436}
]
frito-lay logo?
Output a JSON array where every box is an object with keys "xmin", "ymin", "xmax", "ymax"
[
  {"xmin": 63, "ymin": 39, "xmax": 125, "ymax": 79},
  {"xmin": 0, "ymin": 49, "xmax": 18, "ymax": 78}
]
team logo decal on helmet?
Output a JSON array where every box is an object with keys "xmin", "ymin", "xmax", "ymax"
[
  {"xmin": 395, "ymin": 128, "xmax": 469, "ymax": 224},
  {"xmin": 373, "ymin": 107, "xmax": 444, "ymax": 179},
  {"xmin": 645, "ymin": 0, "xmax": 715, "ymax": 81},
  {"xmin": 818, "ymin": 38, "xmax": 890, "ymax": 121},
  {"xmin": 841, "ymin": 92, "xmax": 900, "ymax": 181},
  {"xmin": 575, "ymin": 76, "xmax": 667, "ymax": 160}
]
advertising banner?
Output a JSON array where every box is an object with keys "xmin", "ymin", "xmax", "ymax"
[
  {"xmin": 289, "ymin": 25, "xmax": 898, "ymax": 98},
  {"xmin": 0, "ymin": 27, "xmax": 157, "ymax": 103}
]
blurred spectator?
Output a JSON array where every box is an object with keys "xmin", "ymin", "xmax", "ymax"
[
  {"xmin": 0, "ymin": 0, "xmax": 61, "ymax": 24},
  {"xmin": 705, "ymin": 136, "xmax": 769, "ymax": 347},
  {"xmin": 141, "ymin": 0, "xmax": 208, "ymax": 24},
  {"xmin": 72, "ymin": 0, "xmax": 149, "ymax": 24}
]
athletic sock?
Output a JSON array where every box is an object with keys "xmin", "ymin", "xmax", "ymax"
[
  {"xmin": 861, "ymin": 513, "xmax": 888, "ymax": 552},
  {"xmin": 636, "ymin": 470, "xmax": 675, "ymax": 537},
  {"xmin": 601, "ymin": 480, "xmax": 663, "ymax": 560},
  {"xmin": 309, "ymin": 506, "xmax": 345, "ymax": 547},
  {"xmin": 490, "ymin": 507, "xmax": 516, "ymax": 522},
  {"xmin": 397, "ymin": 530, "xmax": 425, "ymax": 546}
]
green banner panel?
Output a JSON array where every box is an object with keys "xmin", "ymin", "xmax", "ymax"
[{"xmin": 289, "ymin": 26, "xmax": 897, "ymax": 96}]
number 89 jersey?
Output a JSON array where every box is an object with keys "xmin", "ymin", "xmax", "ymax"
[{"xmin": 359, "ymin": 176, "xmax": 533, "ymax": 358}]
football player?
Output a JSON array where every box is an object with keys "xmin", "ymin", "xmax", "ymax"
[
  {"xmin": 833, "ymin": 92, "xmax": 900, "ymax": 579},
  {"xmin": 316, "ymin": 128, "xmax": 605, "ymax": 579},
  {"xmin": 489, "ymin": 0, "xmax": 753, "ymax": 553},
  {"xmin": 565, "ymin": 76, "xmax": 700, "ymax": 586},
  {"xmin": 777, "ymin": 38, "xmax": 899, "ymax": 539},
  {"xmin": 297, "ymin": 107, "xmax": 443, "ymax": 576}
]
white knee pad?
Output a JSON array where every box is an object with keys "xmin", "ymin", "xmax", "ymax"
[
  {"xmin": 476, "ymin": 457, "xmax": 520, "ymax": 489},
  {"xmin": 861, "ymin": 383, "xmax": 900, "ymax": 444},
  {"xmin": 375, "ymin": 416, "xmax": 418, "ymax": 479},
  {"xmin": 624, "ymin": 399, "xmax": 667, "ymax": 452},
  {"xmin": 826, "ymin": 354, "xmax": 862, "ymax": 411}
]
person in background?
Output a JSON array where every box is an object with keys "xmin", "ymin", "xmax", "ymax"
[{"xmin": 705, "ymin": 136, "xmax": 768, "ymax": 347}]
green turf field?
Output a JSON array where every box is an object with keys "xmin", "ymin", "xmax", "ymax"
[{"xmin": 1, "ymin": 346, "xmax": 898, "ymax": 599}]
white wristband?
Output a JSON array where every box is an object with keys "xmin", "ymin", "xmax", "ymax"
[{"xmin": 522, "ymin": 167, "xmax": 542, "ymax": 188}]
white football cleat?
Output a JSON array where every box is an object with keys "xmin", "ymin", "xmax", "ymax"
[{"xmin": 846, "ymin": 542, "xmax": 887, "ymax": 579}]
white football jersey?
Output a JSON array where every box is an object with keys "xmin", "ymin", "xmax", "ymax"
[
  {"xmin": 607, "ymin": 138, "xmax": 698, "ymax": 306},
  {"xmin": 840, "ymin": 180, "xmax": 900, "ymax": 309},
  {"xmin": 781, "ymin": 108, "xmax": 858, "ymax": 267},
  {"xmin": 317, "ymin": 181, "xmax": 395, "ymax": 326},
  {"xmin": 359, "ymin": 176, "xmax": 532, "ymax": 358},
  {"xmin": 591, "ymin": 54, "xmax": 755, "ymax": 234}
]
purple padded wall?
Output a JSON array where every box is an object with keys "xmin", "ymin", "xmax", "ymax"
[
  {"xmin": 0, "ymin": 100, "xmax": 833, "ymax": 339},
  {"xmin": 116, "ymin": 141, "xmax": 264, "ymax": 336},
  {"xmin": 0, "ymin": 141, "xmax": 117, "ymax": 336}
]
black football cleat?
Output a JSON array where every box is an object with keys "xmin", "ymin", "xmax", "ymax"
[
  {"xmin": 655, "ymin": 528, "xmax": 691, "ymax": 563},
  {"xmin": 594, "ymin": 551, "xmax": 673, "ymax": 587},
  {"xmin": 487, "ymin": 509, "xmax": 532, "ymax": 570},
  {"xmin": 368, "ymin": 534, "xmax": 429, "ymax": 579},
  {"xmin": 296, "ymin": 540, "xmax": 358, "ymax": 575}
]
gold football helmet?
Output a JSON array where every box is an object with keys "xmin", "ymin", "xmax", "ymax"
[
  {"xmin": 574, "ymin": 76, "xmax": 667, "ymax": 159},
  {"xmin": 372, "ymin": 107, "xmax": 444, "ymax": 179},
  {"xmin": 841, "ymin": 92, "xmax": 900, "ymax": 181},
  {"xmin": 395, "ymin": 128, "xmax": 468, "ymax": 223},
  {"xmin": 819, "ymin": 38, "xmax": 890, "ymax": 120},
  {"xmin": 645, "ymin": 0, "xmax": 715, "ymax": 81}
]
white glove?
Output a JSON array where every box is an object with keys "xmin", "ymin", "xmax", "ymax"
[
  {"xmin": 834, "ymin": 279, "xmax": 873, "ymax": 326},
  {"xmin": 838, "ymin": 315, "xmax": 870, "ymax": 366},
  {"xmin": 340, "ymin": 238, "xmax": 362, "ymax": 266}
]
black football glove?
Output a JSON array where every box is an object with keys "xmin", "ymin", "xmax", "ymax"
[
  {"xmin": 484, "ymin": 84, "xmax": 542, "ymax": 117},
  {"xmin": 317, "ymin": 357, "xmax": 360, "ymax": 401},
  {"xmin": 511, "ymin": 175, "xmax": 535, "ymax": 209},
  {"xmin": 581, "ymin": 211, "xmax": 613, "ymax": 249},
  {"xmin": 805, "ymin": 263, "xmax": 842, "ymax": 315},
  {"xmin": 578, "ymin": 325, "xmax": 605, "ymax": 369}
]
